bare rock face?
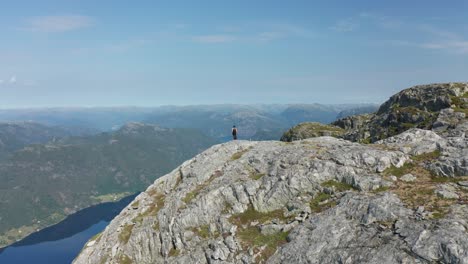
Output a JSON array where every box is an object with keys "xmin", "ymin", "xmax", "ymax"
[
  {"xmin": 374, "ymin": 125, "xmax": 467, "ymax": 178},
  {"xmin": 73, "ymin": 128, "xmax": 468, "ymax": 263},
  {"xmin": 281, "ymin": 83, "xmax": 467, "ymax": 144},
  {"xmin": 376, "ymin": 128, "xmax": 445, "ymax": 155},
  {"xmin": 332, "ymin": 82, "xmax": 468, "ymax": 143},
  {"xmin": 280, "ymin": 122, "xmax": 345, "ymax": 142},
  {"xmin": 269, "ymin": 194, "xmax": 468, "ymax": 264}
]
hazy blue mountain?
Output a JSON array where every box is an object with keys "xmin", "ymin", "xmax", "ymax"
[
  {"xmin": 335, "ymin": 104, "xmax": 379, "ymax": 120},
  {"xmin": 0, "ymin": 104, "xmax": 379, "ymax": 143},
  {"xmin": 0, "ymin": 123, "xmax": 217, "ymax": 247},
  {"xmin": 0, "ymin": 108, "xmax": 156, "ymax": 132},
  {"xmin": 0, "ymin": 122, "xmax": 82, "ymax": 160},
  {"xmin": 144, "ymin": 104, "xmax": 377, "ymax": 141},
  {"xmin": 144, "ymin": 105, "xmax": 286, "ymax": 141},
  {"xmin": 279, "ymin": 104, "xmax": 340, "ymax": 126},
  {"xmin": 250, "ymin": 128, "xmax": 288, "ymax": 141}
]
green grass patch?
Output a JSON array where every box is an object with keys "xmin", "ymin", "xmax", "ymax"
[
  {"xmin": 430, "ymin": 176, "xmax": 459, "ymax": 183},
  {"xmin": 231, "ymin": 149, "xmax": 249, "ymax": 160},
  {"xmin": 99, "ymin": 255, "xmax": 109, "ymax": 264},
  {"xmin": 192, "ymin": 225, "xmax": 210, "ymax": 239},
  {"xmin": 88, "ymin": 232, "xmax": 102, "ymax": 243},
  {"xmin": 450, "ymin": 93, "xmax": 468, "ymax": 105},
  {"xmin": 415, "ymin": 188, "xmax": 435, "ymax": 196},
  {"xmin": 133, "ymin": 192, "xmax": 166, "ymax": 225},
  {"xmin": 118, "ymin": 254, "xmax": 133, "ymax": 264},
  {"xmin": 118, "ymin": 224, "xmax": 134, "ymax": 244},
  {"xmin": 131, "ymin": 200, "xmax": 140, "ymax": 208},
  {"xmin": 182, "ymin": 176, "xmax": 216, "ymax": 204},
  {"xmin": 383, "ymin": 162, "xmax": 415, "ymax": 177},
  {"xmin": 152, "ymin": 221, "xmax": 160, "ymax": 231},
  {"xmin": 360, "ymin": 137, "xmax": 372, "ymax": 144},
  {"xmin": 183, "ymin": 185, "xmax": 205, "ymax": 204},
  {"xmin": 430, "ymin": 210, "xmax": 448, "ymax": 220},
  {"xmin": 401, "ymin": 123, "xmax": 416, "ymax": 129},
  {"xmin": 453, "ymin": 107, "xmax": 468, "ymax": 116},
  {"xmin": 237, "ymin": 227, "xmax": 289, "ymax": 262},
  {"xmin": 133, "ymin": 213, "xmax": 145, "ymax": 225},
  {"xmin": 451, "ymin": 83, "xmax": 467, "ymax": 89},
  {"xmin": 321, "ymin": 180, "xmax": 355, "ymax": 192},
  {"xmin": 281, "ymin": 122, "xmax": 345, "ymax": 142},
  {"xmin": 250, "ymin": 172, "xmax": 266, "ymax": 180},
  {"xmin": 91, "ymin": 192, "xmax": 133, "ymax": 203},
  {"xmin": 372, "ymin": 186, "xmax": 390, "ymax": 193},
  {"xmin": 412, "ymin": 150, "xmax": 441, "ymax": 162},
  {"xmin": 174, "ymin": 173, "xmax": 183, "ymax": 189},
  {"xmin": 395, "ymin": 106, "xmax": 422, "ymax": 115},
  {"xmin": 375, "ymin": 220, "xmax": 395, "ymax": 228},
  {"xmin": 450, "ymin": 92, "xmax": 468, "ymax": 116},
  {"xmin": 309, "ymin": 193, "xmax": 336, "ymax": 213},
  {"xmin": 222, "ymin": 201, "xmax": 232, "ymax": 214},
  {"xmin": 229, "ymin": 207, "xmax": 289, "ymax": 226},
  {"xmin": 168, "ymin": 248, "xmax": 180, "ymax": 257}
]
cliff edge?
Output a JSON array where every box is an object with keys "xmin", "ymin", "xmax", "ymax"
[{"xmin": 74, "ymin": 128, "xmax": 467, "ymax": 263}]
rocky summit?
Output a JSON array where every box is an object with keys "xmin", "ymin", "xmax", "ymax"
[
  {"xmin": 283, "ymin": 83, "xmax": 468, "ymax": 144},
  {"xmin": 74, "ymin": 83, "xmax": 467, "ymax": 264},
  {"xmin": 333, "ymin": 82, "xmax": 468, "ymax": 143},
  {"xmin": 280, "ymin": 122, "xmax": 345, "ymax": 142},
  {"xmin": 74, "ymin": 131, "xmax": 467, "ymax": 263}
]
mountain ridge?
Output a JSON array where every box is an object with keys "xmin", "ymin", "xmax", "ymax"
[
  {"xmin": 73, "ymin": 133, "xmax": 468, "ymax": 263},
  {"xmin": 73, "ymin": 83, "xmax": 468, "ymax": 263},
  {"xmin": 0, "ymin": 123, "xmax": 217, "ymax": 248},
  {"xmin": 0, "ymin": 121, "xmax": 83, "ymax": 160},
  {"xmin": 281, "ymin": 83, "xmax": 467, "ymax": 143}
]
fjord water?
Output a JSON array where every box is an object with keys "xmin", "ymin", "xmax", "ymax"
[
  {"xmin": 0, "ymin": 194, "xmax": 137, "ymax": 264},
  {"xmin": 0, "ymin": 221, "xmax": 108, "ymax": 264}
]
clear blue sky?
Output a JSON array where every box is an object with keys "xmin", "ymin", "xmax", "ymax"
[{"xmin": 1, "ymin": 0, "xmax": 467, "ymax": 107}]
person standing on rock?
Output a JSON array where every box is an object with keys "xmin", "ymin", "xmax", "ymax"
[{"xmin": 232, "ymin": 125, "xmax": 238, "ymax": 140}]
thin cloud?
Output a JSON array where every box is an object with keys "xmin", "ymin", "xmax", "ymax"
[
  {"xmin": 331, "ymin": 12, "xmax": 402, "ymax": 33},
  {"xmin": 340, "ymin": 12, "xmax": 468, "ymax": 55},
  {"xmin": 0, "ymin": 80, "xmax": 3, "ymax": 85},
  {"xmin": 420, "ymin": 41, "xmax": 468, "ymax": 54},
  {"xmin": 217, "ymin": 25, "xmax": 243, "ymax": 33},
  {"xmin": 270, "ymin": 24, "xmax": 314, "ymax": 38},
  {"xmin": 24, "ymin": 15, "xmax": 93, "ymax": 33},
  {"xmin": 389, "ymin": 39, "xmax": 468, "ymax": 54},
  {"xmin": 410, "ymin": 25, "xmax": 468, "ymax": 53},
  {"xmin": 191, "ymin": 23, "xmax": 313, "ymax": 44},
  {"xmin": 192, "ymin": 34, "xmax": 237, "ymax": 43},
  {"xmin": 359, "ymin": 12, "xmax": 402, "ymax": 29},
  {"xmin": 389, "ymin": 24, "xmax": 468, "ymax": 54},
  {"xmin": 173, "ymin": 23, "xmax": 189, "ymax": 30},
  {"xmin": 331, "ymin": 19, "xmax": 359, "ymax": 32},
  {"xmin": 417, "ymin": 25, "xmax": 460, "ymax": 40},
  {"xmin": 9, "ymin": 76, "xmax": 16, "ymax": 84},
  {"xmin": 256, "ymin": 31, "xmax": 284, "ymax": 42},
  {"xmin": 106, "ymin": 38, "xmax": 154, "ymax": 53},
  {"xmin": 252, "ymin": 24, "xmax": 314, "ymax": 42}
]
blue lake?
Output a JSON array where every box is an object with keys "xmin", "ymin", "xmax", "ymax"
[
  {"xmin": 0, "ymin": 194, "xmax": 137, "ymax": 264},
  {"xmin": 0, "ymin": 221, "xmax": 108, "ymax": 264}
]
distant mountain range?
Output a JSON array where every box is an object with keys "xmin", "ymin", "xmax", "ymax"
[
  {"xmin": 143, "ymin": 104, "xmax": 379, "ymax": 141},
  {"xmin": 0, "ymin": 104, "xmax": 379, "ymax": 141},
  {"xmin": 0, "ymin": 107, "xmax": 155, "ymax": 132},
  {"xmin": 0, "ymin": 123, "xmax": 216, "ymax": 247},
  {"xmin": 0, "ymin": 122, "xmax": 90, "ymax": 160},
  {"xmin": 73, "ymin": 83, "xmax": 468, "ymax": 264},
  {"xmin": 0, "ymin": 103, "xmax": 379, "ymax": 247}
]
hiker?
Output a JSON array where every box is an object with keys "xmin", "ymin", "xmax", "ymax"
[{"xmin": 232, "ymin": 125, "xmax": 238, "ymax": 140}]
